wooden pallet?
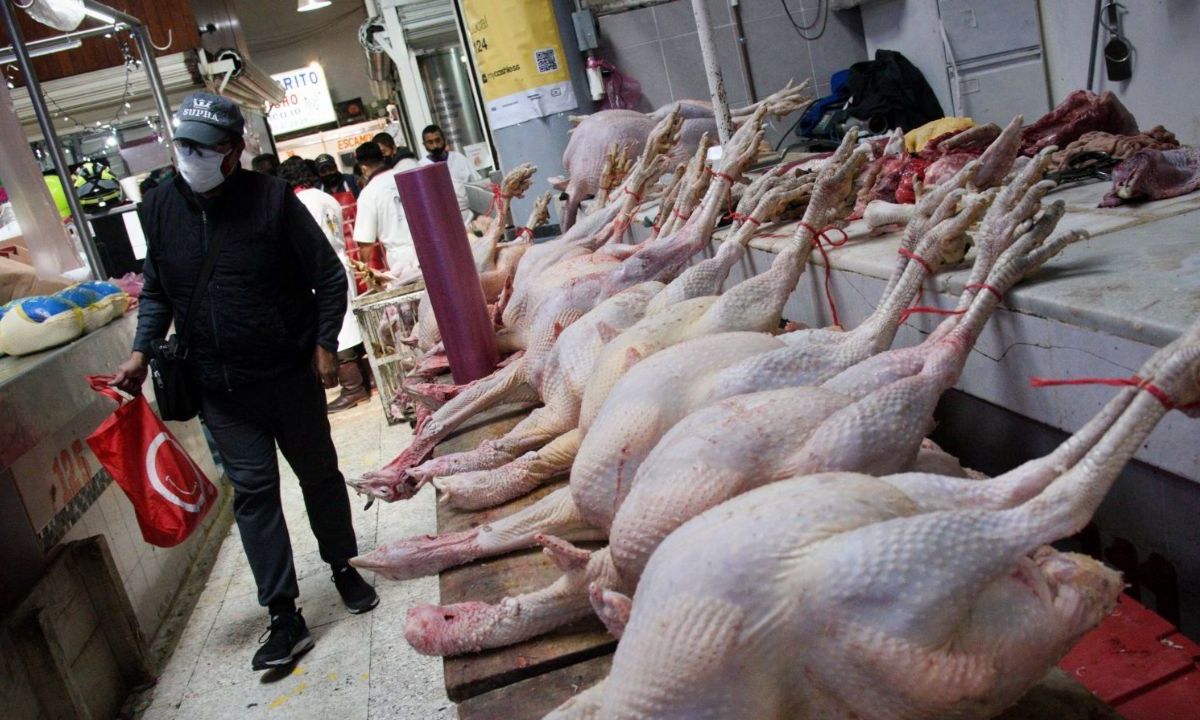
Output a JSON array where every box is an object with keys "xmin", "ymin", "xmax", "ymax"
[
  {"xmin": 431, "ymin": 405, "xmax": 1122, "ymax": 720},
  {"xmin": 432, "ymin": 405, "xmax": 615, "ymax": 704}
]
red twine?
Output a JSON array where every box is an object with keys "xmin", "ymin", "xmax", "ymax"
[
  {"xmin": 1030, "ymin": 375, "xmax": 1198, "ymax": 411},
  {"xmin": 898, "ymin": 247, "xmax": 933, "ymax": 275},
  {"xmin": 515, "ymin": 226, "xmax": 534, "ymax": 240},
  {"xmin": 622, "ymin": 186, "xmax": 644, "ymax": 204},
  {"xmin": 965, "ymin": 282, "xmax": 1004, "ymax": 301},
  {"xmin": 488, "ymin": 184, "xmax": 511, "ymax": 216},
  {"xmin": 799, "ymin": 221, "xmax": 850, "ymax": 328}
]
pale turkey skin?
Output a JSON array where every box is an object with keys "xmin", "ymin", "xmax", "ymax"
[
  {"xmin": 555, "ymin": 315, "xmax": 1200, "ymax": 720},
  {"xmin": 599, "ymin": 475, "xmax": 1120, "ymax": 720}
]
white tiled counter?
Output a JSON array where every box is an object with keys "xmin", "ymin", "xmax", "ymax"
[{"xmin": 0, "ymin": 314, "xmax": 230, "ymax": 640}]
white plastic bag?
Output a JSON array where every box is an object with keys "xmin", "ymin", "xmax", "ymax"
[{"xmin": 23, "ymin": 0, "xmax": 86, "ymax": 32}]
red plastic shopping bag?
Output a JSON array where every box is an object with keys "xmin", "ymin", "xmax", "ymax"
[{"xmin": 85, "ymin": 375, "xmax": 219, "ymax": 547}]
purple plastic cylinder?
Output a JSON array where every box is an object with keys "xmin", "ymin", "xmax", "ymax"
[{"xmin": 395, "ymin": 163, "xmax": 499, "ymax": 384}]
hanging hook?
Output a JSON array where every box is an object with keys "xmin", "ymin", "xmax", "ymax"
[
  {"xmin": 148, "ymin": 28, "xmax": 173, "ymax": 52},
  {"xmin": 1101, "ymin": 1, "xmax": 1124, "ymax": 34}
]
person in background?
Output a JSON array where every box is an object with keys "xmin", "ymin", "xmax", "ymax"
[
  {"xmin": 315, "ymin": 153, "xmax": 359, "ymax": 199},
  {"xmin": 372, "ymin": 132, "xmax": 399, "ymax": 169},
  {"xmin": 351, "ymin": 161, "xmax": 366, "ymax": 191},
  {"xmin": 419, "ymin": 124, "xmax": 476, "ymax": 224},
  {"xmin": 279, "ymin": 156, "xmax": 373, "ymax": 413},
  {"xmin": 352, "ymin": 141, "xmax": 420, "ymax": 280},
  {"xmin": 251, "ymin": 153, "xmax": 280, "ymax": 176},
  {"xmin": 109, "ymin": 92, "xmax": 378, "ymax": 673}
]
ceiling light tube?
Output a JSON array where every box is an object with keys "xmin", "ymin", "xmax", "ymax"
[{"xmin": 297, "ymin": 0, "xmax": 332, "ymax": 11}]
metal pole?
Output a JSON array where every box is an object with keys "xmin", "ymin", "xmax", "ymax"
[
  {"xmin": 0, "ymin": 23, "xmax": 126, "ymax": 62},
  {"xmin": 128, "ymin": 25, "xmax": 174, "ymax": 145},
  {"xmin": 730, "ymin": 0, "xmax": 757, "ymax": 103},
  {"xmin": 84, "ymin": 0, "xmax": 175, "ymax": 145},
  {"xmin": 691, "ymin": 0, "xmax": 732, "ymax": 145},
  {"xmin": 0, "ymin": 0, "xmax": 106, "ymax": 279}
]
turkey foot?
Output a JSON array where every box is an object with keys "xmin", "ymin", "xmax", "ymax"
[{"xmin": 434, "ymin": 456, "xmax": 545, "ymax": 511}]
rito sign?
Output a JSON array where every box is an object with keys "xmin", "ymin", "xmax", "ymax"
[{"xmin": 266, "ymin": 63, "xmax": 338, "ymax": 136}]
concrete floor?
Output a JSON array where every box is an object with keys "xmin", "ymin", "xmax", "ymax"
[{"xmin": 138, "ymin": 399, "xmax": 451, "ymax": 719}]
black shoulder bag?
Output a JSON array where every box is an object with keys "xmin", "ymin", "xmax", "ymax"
[{"xmin": 148, "ymin": 228, "xmax": 224, "ymax": 422}]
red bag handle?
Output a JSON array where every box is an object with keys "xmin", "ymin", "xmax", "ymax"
[{"xmin": 87, "ymin": 374, "xmax": 131, "ymax": 406}]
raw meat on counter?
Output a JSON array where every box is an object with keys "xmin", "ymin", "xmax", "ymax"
[
  {"xmin": 389, "ymin": 154, "xmax": 1075, "ymax": 658},
  {"xmin": 1020, "ymin": 89, "xmax": 1138, "ymax": 157},
  {"xmin": 545, "ymin": 319, "xmax": 1200, "ymax": 720},
  {"xmin": 1049, "ymin": 125, "xmax": 1179, "ymax": 170},
  {"xmin": 348, "ymin": 108, "xmax": 772, "ymax": 501},
  {"xmin": 1100, "ymin": 146, "xmax": 1200, "ymax": 207}
]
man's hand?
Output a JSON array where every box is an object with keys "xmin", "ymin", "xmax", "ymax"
[
  {"xmin": 314, "ymin": 346, "xmax": 339, "ymax": 388},
  {"xmin": 111, "ymin": 351, "xmax": 148, "ymax": 395}
]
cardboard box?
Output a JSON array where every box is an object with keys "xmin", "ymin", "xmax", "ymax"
[{"xmin": 0, "ymin": 256, "xmax": 70, "ymax": 304}]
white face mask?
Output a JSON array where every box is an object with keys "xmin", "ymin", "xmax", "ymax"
[{"xmin": 177, "ymin": 145, "xmax": 230, "ymax": 193}]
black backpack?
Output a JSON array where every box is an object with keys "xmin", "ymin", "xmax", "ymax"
[{"xmin": 844, "ymin": 49, "xmax": 944, "ymax": 133}]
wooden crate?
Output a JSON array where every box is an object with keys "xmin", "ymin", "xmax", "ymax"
[{"xmin": 352, "ymin": 285, "xmax": 424, "ymax": 426}]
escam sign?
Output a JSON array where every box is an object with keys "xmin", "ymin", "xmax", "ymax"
[{"xmin": 265, "ymin": 63, "xmax": 338, "ymax": 136}]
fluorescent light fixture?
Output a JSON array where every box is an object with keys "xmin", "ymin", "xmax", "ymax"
[
  {"xmin": 83, "ymin": 7, "xmax": 118, "ymax": 24},
  {"xmin": 297, "ymin": 0, "xmax": 331, "ymax": 11},
  {"xmin": 0, "ymin": 37, "xmax": 82, "ymax": 65}
]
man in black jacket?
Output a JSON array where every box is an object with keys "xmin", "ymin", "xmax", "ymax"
[{"xmin": 111, "ymin": 93, "xmax": 378, "ymax": 672}]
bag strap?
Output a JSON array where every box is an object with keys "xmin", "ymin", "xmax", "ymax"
[
  {"xmin": 176, "ymin": 215, "xmax": 225, "ymax": 352},
  {"xmin": 87, "ymin": 374, "xmax": 129, "ymax": 406}
]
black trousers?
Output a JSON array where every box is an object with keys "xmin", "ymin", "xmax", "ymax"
[{"xmin": 199, "ymin": 364, "xmax": 358, "ymax": 608}]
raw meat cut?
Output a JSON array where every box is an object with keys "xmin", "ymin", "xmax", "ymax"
[
  {"xmin": 1099, "ymin": 146, "xmax": 1200, "ymax": 207},
  {"xmin": 1049, "ymin": 125, "xmax": 1178, "ymax": 170},
  {"xmin": 551, "ymin": 319, "xmax": 1200, "ymax": 719},
  {"xmin": 1021, "ymin": 89, "xmax": 1138, "ymax": 157}
]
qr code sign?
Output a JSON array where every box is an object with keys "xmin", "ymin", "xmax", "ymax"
[{"xmin": 534, "ymin": 47, "xmax": 559, "ymax": 74}]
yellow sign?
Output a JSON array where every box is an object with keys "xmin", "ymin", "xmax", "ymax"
[{"xmin": 462, "ymin": 0, "xmax": 578, "ymax": 128}]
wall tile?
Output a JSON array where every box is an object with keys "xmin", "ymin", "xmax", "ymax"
[
  {"xmin": 654, "ymin": 0, "xmax": 733, "ymax": 40},
  {"xmin": 603, "ymin": 41, "xmax": 675, "ymax": 112},
  {"xmin": 661, "ymin": 26, "xmax": 750, "ymax": 109},
  {"xmin": 597, "ymin": 6, "xmax": 660, "ymax": 50},
  {"xmin": 807, "ymin": 6, "xmax": 868, "ymax": 89},
  {"xmin": 742, "ymin": 16, "xmax": 819, "ymax": 103},
  {"xmin": 736, "ymin": 0, "xmax": 804, "ymax": 24}
]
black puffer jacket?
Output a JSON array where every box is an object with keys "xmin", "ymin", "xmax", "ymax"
[{"xmin": 133, "ymin": 168, "xmax": 347, "ymax": 390}]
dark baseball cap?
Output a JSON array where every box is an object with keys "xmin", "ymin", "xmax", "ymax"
[
  {"xmin": 174, "ymin": 92, "xmax": 244, "ymax": 146},
  {"xmin": 314, "ymin": 153, "xmax": 338, "ymax": 170}
]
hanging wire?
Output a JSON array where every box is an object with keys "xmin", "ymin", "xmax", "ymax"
[
  {"xmin": 781, "ymin": 0, "xmax": 829, "ymax": 42},
  {"xmin": 149, "ymin": 28, "xmax": 173, "ymax": 52}
]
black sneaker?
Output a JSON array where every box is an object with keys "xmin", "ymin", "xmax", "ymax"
[
  {"xmin": 332, "ymin": 565, "xmax": 379, "ymax": 614},
  {"xmin": 251, "ymin": 610, "xmax": 314, "ymax": 671}
]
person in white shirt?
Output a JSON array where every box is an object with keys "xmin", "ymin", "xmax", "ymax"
[
  {"xmin": 280, "ymin": 156, "xmax": 372, "ymax": 413},
  {"xmin": 352, "ymin": 141, "xmax": 420, "ymax": 279},
  {"xmin": 418, "ymin": 124, "xmax": 477, "ymax": 225}
]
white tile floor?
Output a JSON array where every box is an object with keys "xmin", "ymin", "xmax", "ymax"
[{"xmin": 139, "ymin": 399, "xmax": 452, "ymax": 720}]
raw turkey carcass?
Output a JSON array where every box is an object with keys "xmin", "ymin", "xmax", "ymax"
[
  {"xmin": 558, "ymin": 81, "xmax": 813, "ymax": 229},
  {"xmin": 348, "ymin": 109, "xmax": 770, "ymax": 501},
  {"xmin": 407, "ymin": 166, "xmax": 818, "ymax": 506},
  {"xmin": 396, "ymin": 173, "xmax": 1077, "ymax": 658},
  {"xmin": 548, "ymin": 319, "xmax": 1200, "ymax": 720},
  {"xmin": 405, "ymin": 138, "xmax": 859, "ymax": 509},
  {"xmin": 1099, "ymin": 146, "xmax": 1200, "ymax": 207},
  {"xmin": 1021, "ymin": 89, "xmax": 1138, "ymax": 157},
  {"xmin": 348, "ymin": 148, "xmax": 1038, "ymax": 585}
]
